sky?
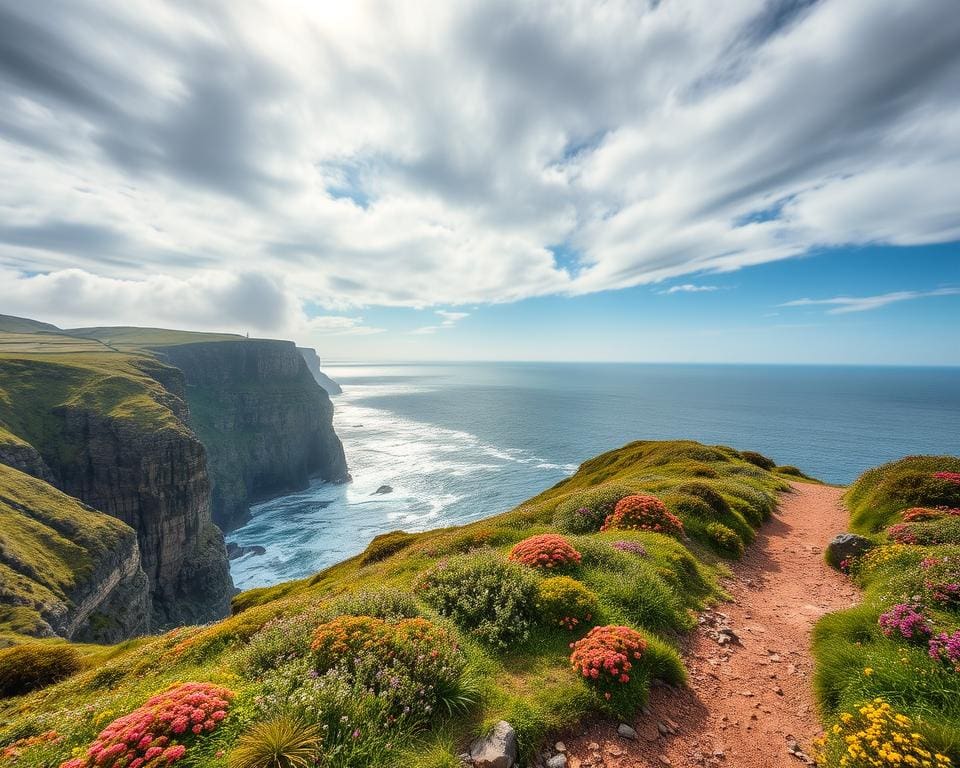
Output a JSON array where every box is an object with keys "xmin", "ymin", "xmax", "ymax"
[{"xmin": 0, "ymin": 0, "xmax": 958, "ymax": 364}]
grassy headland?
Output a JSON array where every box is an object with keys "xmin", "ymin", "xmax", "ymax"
[{"xmin": 0, "ymin": 440, "xmax": 794, "ymax": 768}]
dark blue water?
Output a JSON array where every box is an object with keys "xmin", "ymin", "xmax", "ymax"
[{"xmin": 227, "ymin": 363, "xmax": 960, "ymax": 588}]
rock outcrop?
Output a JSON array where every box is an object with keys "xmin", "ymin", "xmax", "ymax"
[
  {"xmin": 297, "ymin": 347, "xmax": 343, "ymax": 395},
  {"xmin": 0, "ymin": 463, "xmax": 150, "ymax": 642},
  {"xmin": 158, "ymin": 339, "xmax": 349, "ymax": 532}
]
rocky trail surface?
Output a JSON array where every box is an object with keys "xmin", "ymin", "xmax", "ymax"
[{"xmin": 556, "ymin": 482, "xmax": 859, "ymax": 768}]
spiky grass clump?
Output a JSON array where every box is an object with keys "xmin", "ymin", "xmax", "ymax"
[{"xmin": 228, "ymin": 717, "xmax": 323, "ymax": 768}]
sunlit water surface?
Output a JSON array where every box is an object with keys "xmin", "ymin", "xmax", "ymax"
[{"xmin": 227, "ymin": 363, "xmax": 960, "ymax": 589}]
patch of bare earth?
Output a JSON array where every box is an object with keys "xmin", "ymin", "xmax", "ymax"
[{"xmin": 555, "ymin": 482, "xmax": 860, "ymax": 768}]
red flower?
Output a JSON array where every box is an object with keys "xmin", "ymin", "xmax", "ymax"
[
  {"xmin": 569, "ymin": 625, "xmax": 647, "ymax": 695},
  {"xmin": 933, "ymin": 472, "xmax": 960, "ymax": 485},
  {"xmin": 508, "ymin": 534, "xmax": 582, "ymax": 569},
  {"xmin": 60, "ymin": 683, "xmax": 232, "ymax": 768},
  {"xmin": 600, "ymin": 495, "xmax": 684, "ymax": 538}
]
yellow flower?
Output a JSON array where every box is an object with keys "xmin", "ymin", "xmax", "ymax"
[{"xmin": 864, "ymin": 667, "xmax": 874, "ymax": 676}]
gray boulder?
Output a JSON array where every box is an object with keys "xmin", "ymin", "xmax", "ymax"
[
  {"xmin": 470, "ymin": 721, "xmax": 517, "ymax": 768},
  {"xmin": 826, "ymin": 533, "xmax": 874, "ymax": 568}
]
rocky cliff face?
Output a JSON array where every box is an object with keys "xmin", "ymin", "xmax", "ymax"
[
  {"xmin": 0, "ymin": 463, "xmax": 149, "ymax": 643},
  {"xmin": 157, "ymin": 340, "xmax": 349, "ymax": 532},
  {"xmin": 0, "ymin": 353, "xmax": 234, "ymax": 632},
  {"xmin": 297, "ymin": 347, "xmax": 343, "ymax": 395}
]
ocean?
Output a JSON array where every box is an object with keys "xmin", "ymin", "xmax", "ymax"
[{"xmin": 226, "ymin": 362, "xmax": 960, "ymax": 589}]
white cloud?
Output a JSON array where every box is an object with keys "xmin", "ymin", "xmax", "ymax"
[
  {"xmin": 781, "ymin": 288, "xmax": 960, "ymax": 314},
  {"xmin": 412, "ymin": 309, "xmax": 470, "ymax": 334},
  {"xmin": 0, "ymin": 0, "xmax": 958, "ymax": 323},
  {"xmin": 661, "ymin": 284, "xmax": 720, "ymax": 294}
]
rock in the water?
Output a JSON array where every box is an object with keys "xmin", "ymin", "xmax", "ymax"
[
  {"xmin": 470, "ymin": 721, "xmax": 517, "ymax": 768},
  {"xmin": 372, "ymin": 484, "xmax": 393, "ymax": 495},
  {"xmin": 826, "ymin": 533, "xmax": 874, "ymax": 568},
  {"xmin": 226, "ymin": 542, "xmax": 267, "ymax": 560}
]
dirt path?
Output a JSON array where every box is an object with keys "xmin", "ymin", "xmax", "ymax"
[{"xmin": 559, "ymin": 482, "xmax": 860, "ymax": 768}]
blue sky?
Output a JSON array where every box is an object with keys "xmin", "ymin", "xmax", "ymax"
[
  {"xmin": 0, "ymin": 1, "xmax": 958, "ymax": 364},
  {"xmin": 318, "ymin": 243, "xmax": 960, "ymax": 364}
]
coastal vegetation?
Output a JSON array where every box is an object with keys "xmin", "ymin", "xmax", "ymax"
[
  {"xmin": 814, "ymin": 456, "xmax": 960, "ymax": 765},
  {"xmin": 0, "ymin": 440, "xmax": 791, "ymax": 767}
]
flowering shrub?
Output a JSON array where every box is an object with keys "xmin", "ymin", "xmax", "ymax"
[
  {"xmin": 815, "ymin": 699, "xmax": 951, "ymax": 768},
  {"xmin": 705, "ymin": 522, "xmax": 744, "ymax": 558},
  {"xmin": 903, "ymin": 507, "xmax": 943, "ymax": 522},
  {"xmin": 2, "ymin": 731, "xmax": 61, "ymax": 762},
  {"xmin": 60, "ymin": 682, "xmax": 233, "ymax": 768},
  {"xmin": 311, "ymin": 615, "xmax": 397, "ymax": 668},
  {"xmin": 877, "ymin": 603, "xmax": 931, "ymax": 642},
  {"xmin": 600, "ymin": 495, "xmax": 684, "ymax": 538},
  {"xmin": 569, "ymin": 625, "xmax": 647, "ymax": 699},
  {"xmin": 536, "ymin": 576, "xmax": 599, "ymax": 631},
  {"xmin": 508, "ymin": 534, "xmax": 582, "ymax": 569},
  {"xmin": 610, "ymin": 540, "xmax": 648, "ymax": 557},
  {"xmin": 553, "ymin": 484, "xmax": 633, "ymax": 534},
  {"xmin": 934, "ymin": 472, "xmax": 960, "ymax": 485},
  {"xmin": 418, "ymin": 553, "xmax": 539, "ymax": 648},
  {"xmin": 887, "ymin": 523, "xmax": 918, "ymax": 545},
  {"xmin": 929, "ymin": 631, "xmax": 960, "ymax": 671},
  {"xmin": 917, "ymin": 553, "xmax": 960, "ymax": 607}
]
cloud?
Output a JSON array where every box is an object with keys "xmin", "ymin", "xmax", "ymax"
[
  {"xmin": 661, "ymin": 284, "xmax": 720, "ymax": 294},
  {"xmin": 0, "ymin": 0, "xmax": 958, "ymax": 319},
  {"xmin": 781, "ymin": 287, "xmax": 960, "ymax": 314},
  {"xmin": 412, "ymin": 309, "xmax": 470, "ymax": 334}
]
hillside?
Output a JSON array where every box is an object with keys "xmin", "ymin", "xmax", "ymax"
[
  {"xmin": 0, "ymin": 440, "xmax": 797, "ymax": 768},
  {"xmin": 0, "ymin": 315, "xmax": 60, "ymax": 334},
  {"xmin": 0, "ymin": 463, "xmax": 147, "ymax": 644}
]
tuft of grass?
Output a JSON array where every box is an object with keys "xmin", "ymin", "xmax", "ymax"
[{"xmin": 228, "ymin": 716, "xmax": 323, "ymax": 768}]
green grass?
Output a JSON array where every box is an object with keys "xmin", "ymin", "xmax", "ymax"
[
  {"xmin": 0, "ymin": 315, "xmax": 60, "ymax": 335},
  {"xmin": 62, "ymin": 326, "xmax": 245, "ymax": 350},
  {"xmin": 0, "ymin": 439, "xmax": 788, "ymax": 767},
  {"xmin": 0, "ymin": 464, "xmax": 138, "ymax": 643},
  {"xmin": 813, "ymin": 456, "xmax": 960, "ymax": 765}
]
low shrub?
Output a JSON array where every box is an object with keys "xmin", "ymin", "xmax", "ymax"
[
  {"xmin": 660, "ymin": 492, "xmax": 714, "ymax": 521},
  {"xmin": 0, "ymin": 644, "xmax": 82, "ymax": 698},
  {"xmin": 705, "ymin": 522, "xmax": 744, "ymax": 558},
  {"xmin": 508, "ymin": 534, "xmax": 582, "ymax": 569},
  {"xmin": 536, "ymin": 576, "xmax": 599, "ymax": 631},
  {"xmin": 903, "ymin": 507, "xmax": 945, "ymax": 522},
  {"xmin": 877, "ymin": 603, "xmax": 931, "ymax": 642},
  {"xmin": 228, "ymin": 716, "xmax": 323, "ymax": 768},
  {"xmin": 609, "ymin": 540, "xmax": 648, "ymax": 557},
  {"xmin": 360, "ymin": 531, "xmax": 417, "ymax": 565},
  {"xmin": 311, "ymin": 615, "xmax": 397, "ymax": 669},
  {"xmin": 238, "ymin": 606, "xmax": 328, "ymax": 676},
  {"xmin": 675, "ymin": 482, "xmax": 729, "ymax": 517},
  {"xmin": 418, "ymin": 553, "xmax": 539, "ymax": 648},
  {"xmin": 888, "ymin": 518, "xmax": 960, "ymax": 547},
  {"xmin": 814, "ymin": 698, "xmax": 951, "ymax": 768},
  {"xmin": 60, "ymin": 682, "xmax": 233, "ymax": 768},
  {"xmin": 327, "ymin": 589, "xmax": 421, "ymax": 621},
  {"xmin": 600, "ymin": 495, "xmax": 684, "ymax": 538},
  {"xmin": 569, "ymin": 625, "xmax": 647, "ymax": 699},
  {"xmin": 552, "ymin": 484, "xmax": 634, "ymax": 534},
  {"xmin": 740, "ymin": 450, "xmax": 776, "ymax": 470},
  {"xmin": 917, "ymin": 555, "xmax": 960, "ymax": 608},
  {"xmin": 929, "ymin": 631, "xmax": 960, "ymax": 671},
  {"xmin": 775, "ymin": 465, "xmax": 808, "ymax": 478}
]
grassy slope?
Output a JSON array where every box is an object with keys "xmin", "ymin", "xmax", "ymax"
[
  {"xmin": 0, "ymin": 315, "xmax": 60, "ymax": 334},
  {"xmin": 812, "ymin": 455, "xmax": 960, "ymax": 764},
  {"xmin": 0, "ymin": 440, "xmax": 794, "ymax": 767},
  {"xmin": 63, "ymin": 326, "xmax": 245, "ymax": 351},
  {"xmin": 0, "ymin": 464, "xmax": 137, "ymax": 642}
]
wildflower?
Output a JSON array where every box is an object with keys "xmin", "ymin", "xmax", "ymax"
[
  {"xmin": 600, "ymin": 495, "xmax": 684, "ymax": 538},
  {"xmin": 878, "ymin": 604, "xmax": 932, "ymax": 642},
  {"xmin": 508, "ymin": 534, "xmax": 582, "ymax": 569}
]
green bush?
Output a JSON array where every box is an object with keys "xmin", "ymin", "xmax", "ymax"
[
  {"xmin": 660, "ymin": 491, "xmax": 714, "ymax": 521},
  {"xmin": 0, "ymin": 643, "xmax": 82, "ymax": 697},
  {"xmin": 229, "ymin": 716, "xmax": 323, "ymax": 768},
  {"xmin": 361, "ymin": 530, "xmax": 417, "ymax": 565},
  {"xmin": 675, "ymin": 482, "xmax": 729, "ymax": 516},
  {"xmin": 705, "ymin": 522, "xmax": 744, "ymax": 558},
  {"xmin": 536, "ymin": 576, "xmax": 600, "ymax": 631},
  {"xmin": 237, "ymin": 606, "xmax": 327, "ymax": 676},
  {"xmin": 553, "ymin": 483, "xmax": 634, "ymax": 533},
  {"xmin": 418, "ymin": 553, "xmax": 539, "ymax": 648},
  {"xmin": 740, "ymin": 450, "xmax": 776, "ymax": 470},
  {"xmin": 327, "ymin": 589, "xmax": 421, "ymax": 621}
]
